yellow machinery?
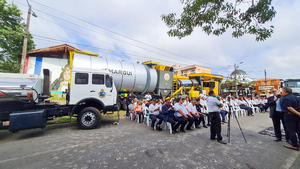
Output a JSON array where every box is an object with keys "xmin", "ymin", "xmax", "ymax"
[{"xmin": 189, "ymin": 73, "xmax": 224, "ymax": 96}]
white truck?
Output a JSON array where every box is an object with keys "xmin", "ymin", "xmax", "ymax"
[{"xmin": 0, "ymin": 51, "xmax": 174, "ymax": 132}]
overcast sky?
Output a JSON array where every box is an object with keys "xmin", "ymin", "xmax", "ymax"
[{"xmin": 9, "ymin": 0, "xmax": 300, "ymax": 80}]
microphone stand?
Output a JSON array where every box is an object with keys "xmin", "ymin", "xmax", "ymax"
[{"xmin": 227, "ymin": 96, "xmax": 247, "ymax": 143}]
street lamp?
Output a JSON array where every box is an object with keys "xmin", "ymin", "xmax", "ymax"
[{"xmin": 20, "ymin": 0, "xmax": 37, "ymax": 73}]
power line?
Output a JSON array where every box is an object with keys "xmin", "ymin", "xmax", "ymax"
[
  {"xmin": 32, "ymin": 34, "xmax": 189, "ymax": 66},
  {"xmin": 27, "ymin": 0, "xmax": 227, "ymax": 68}
]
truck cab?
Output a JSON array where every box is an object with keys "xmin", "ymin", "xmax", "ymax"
[{"xmin": 70, "ymin": 69, "xmax": 117, "ymax": 107}]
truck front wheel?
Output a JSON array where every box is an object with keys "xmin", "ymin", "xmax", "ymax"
[{"xmin": 77, "ymin": 107, "xmax": 101, "ymax": 129}]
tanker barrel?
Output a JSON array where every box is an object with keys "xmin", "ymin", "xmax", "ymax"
[{"xmin": 72, "ymin": 53, "xmax": 158, "ymax": 93}]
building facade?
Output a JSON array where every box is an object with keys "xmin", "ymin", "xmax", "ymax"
[{"xmin": 174, "ymin": 64, "xmax": 211, "ymax": 77}]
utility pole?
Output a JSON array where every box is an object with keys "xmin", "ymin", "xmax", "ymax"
[
  {"xmin": 20, "ymin": 5, "xmax": 32, "ymax": 73},
  {"xmin": 235, "ymin": 63, "xmax": 238, "ymax": 97},
  {"xmin": 264, "ymin": 69, "xmax": 267, "ymax": 95}
]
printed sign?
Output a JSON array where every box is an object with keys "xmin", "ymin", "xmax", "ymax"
[{"xmin": 164, "ymin": 73, "xmax": 170, "ymax": 81}]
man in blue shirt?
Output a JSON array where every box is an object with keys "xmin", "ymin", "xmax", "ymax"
[
  {"xmin": 281, "ymin": 87, "xmax": 300, "ymax": 150},
  {"xmin": 174, "ymin": 98, "xmax": 191, "ymax": 132},
  {"xmin": 162, "ymin": 99, "xmax": 182, "ymax": 134}
]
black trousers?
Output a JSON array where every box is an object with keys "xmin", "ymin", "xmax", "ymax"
[
  {"xmin": 200, "ymin": 114, "xmax": 206, "ymax": 126},
  {"xmin": 186, "ymin": 116, "xmax": 195, "ymax": 129},
  {"xmin": 126, "ymin": 104, "xmax": 129, "ymax": 117},
  {"xmin": 174, "ymin": 116, "xmax": 188, "ymax": 130},
  {"xmin": 192, "ymin": 115, "xmax": 202, "ymax": 127},
  {"xmin": 240, "ymin": 105, "xmax": 253, "ymax": 115},
  {"xmin": 284, "ymin": 113, "xmax": 300, "ymax": 147},
  {"xmin": 166, "ymin": 116, "xmax": 176, "ymax": 131},
  {"xmin": 272, "ymin": 111, "xmax": 289, "ymax": 140},
  {"xmin": 210, "ymin": 112, "xmax": 222, "ymax": 141},
  {"xmin": 149, "ymin": 114, "xmax": 163, "ymax": 128},
  {"xmin": 136, "ymin": 111, "xmax": 144, "ymax": 123}
]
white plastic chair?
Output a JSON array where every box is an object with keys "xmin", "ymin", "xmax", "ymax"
[
  {"xmin": 235, "ymin": 105, "xmax": 247, "ymax": 116},
  {"xmin": 249, "ymin": 103, "xmax": 260, "ymax": 113},
  {"xmin": 143, "ymin": 107, "xmax": 150, "ymax": 126},
  {"xmin": 222, "ymin": 104, "xmax": 230, "ymax": 120},
  {"xmin": 163, "ymin": 122, "xmax": 172, "ymax": 134}
]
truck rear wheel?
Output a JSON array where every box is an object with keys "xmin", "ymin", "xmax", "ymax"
[
  {"xmin": 117, "ymin": 100, "xmax": 122, "ymax": 110},
  {"xmin": 122, "ymin": 101, "xmax": 127, "ymax": 110},
  {"xmin": 77, "ymin": 107, "xmax": 101, "ymax": 129}
]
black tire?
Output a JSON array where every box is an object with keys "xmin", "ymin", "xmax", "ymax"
[
  {"xmin": 122, "ymin": 101, "xmax": 127, "ymax": 110},
  {"xmin": 117, "ymin": 100, "xmax": 122, "ymax": 110},
  {"xmin": 77, "ymin": 107, "xmax": 101, "ymax": 129}
]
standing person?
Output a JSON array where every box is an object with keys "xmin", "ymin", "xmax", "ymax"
[
  {"xmin": 145, "ymin": 93, "xmax": 152, "ymax": 102},
  {"xmin": 268, "ymin": 88, "xmax": 289, "ymax": 142},
  {"xmin": 207, "ymin": 91, "xmax": 227, "ymax": 144},
  {"xmin": 125, "ymin": 93, "xmax": 133, "ymax": 119},
  {"xmin": 149, "ymin": 99, "xmax": 163, "ymax": 131},
  {"xmin": 281, "ymin": 87, "xmax": 300, "ymax": 150}
]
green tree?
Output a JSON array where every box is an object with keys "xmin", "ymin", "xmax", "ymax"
[
  {"xmin": 0, "ymin": 0, "xmax": 35, "ymax": 73},
  {"xmin": 161, "ymin": 0, "xmax": 276, "ymax": 41}
]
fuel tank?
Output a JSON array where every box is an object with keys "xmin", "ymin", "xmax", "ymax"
[{"xmin": 72, "ymin": 53, "xmax": 158, "ymax": 93}]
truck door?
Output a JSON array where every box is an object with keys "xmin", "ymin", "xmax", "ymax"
[
  {"xmin": 70, "ymin": 72, "xmax": 90, "ymax": 104},
  {"xmin": 89, "ymin": 73, "xmax": 115, "ymax": 106}
]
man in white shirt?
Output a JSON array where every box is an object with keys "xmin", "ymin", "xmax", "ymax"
[
  {"xmin": 149, "ymin": 99, "xmax": 163, "ymax": 131},
  {"xmin": 207, "ymin": 91, "xmax": 226, "ymax": 144},
  {"xmin": 187, "ymin": 100, "xmax": 202, "ymax": 129},
  {"xmin": 200, "ymin": 96, "xmax": 210, "ymax": 125},
  {"xmin": 145, "ymin": 93, "xmax": 152, "ymax": 101},
  {"xmin": 157, "ymin": 99, "xmax": 163, "ymax": 113}
]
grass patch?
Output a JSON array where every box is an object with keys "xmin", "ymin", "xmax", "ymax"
[
  {"xmin": 47, "ymin": 116, "xmax": 77, "ymax": 125},
  {"xmin": 47, "ymin": 110, "xmax": 126, "ymax": 124},
  {"xmin": 102, "ymin": 110, "xmax": 126, "ymax": 119}
]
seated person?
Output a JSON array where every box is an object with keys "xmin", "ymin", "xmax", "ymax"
[
  {"xmin": 149, "ymin": 99, "xmax": 163, "ymax": 131},
  {"xmin": 187, "ymin": 99, "xmax": 202, "ymax": 129},
  {"xmin": 174, "ymin": 98, "xmax": 194, "ymax": 132},
  {"xmin": 219, "ymin": 110, "xmax": 228, "ymax": 124},
  {"xmin": 162, "ymin": 99, "xmax": 179, "ymax": 134},
  {"xmin": 195, "ymin": 98, "xmax": 207, "ymax": 128},
  {"xmin": 128, "ymin": 100, "xmax": 135, "ymax": 120},
  {"xmin": 134, "ymin": 100, "xmax": 144, "ymax": 123},
  {"xmin": 236, "ymin": 96, "xmax": 253, "ymax": 116}
]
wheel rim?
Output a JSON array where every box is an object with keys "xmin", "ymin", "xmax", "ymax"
[{"xmin": 81, "ymin": 112, "xmax": 96, "ymax": 126}]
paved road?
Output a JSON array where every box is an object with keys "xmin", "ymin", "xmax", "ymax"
[{"xmin": 0, "ymin": 112, "xmax": 299, "ymax": 169}]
